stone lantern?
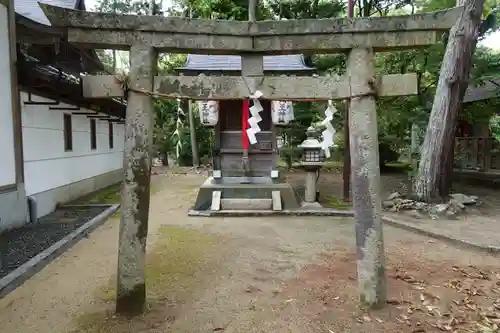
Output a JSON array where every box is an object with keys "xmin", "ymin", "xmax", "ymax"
[{"xmin": 298, "ymin": 126, "xmax": 325, "ymax": 205}]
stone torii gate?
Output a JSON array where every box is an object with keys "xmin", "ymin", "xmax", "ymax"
[{"xmin": 40, "ymin": 3, "xmax": 461, "ymax": 314}]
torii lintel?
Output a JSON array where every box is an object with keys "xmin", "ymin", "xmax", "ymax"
[{"xmin": 38, "ymin": 3, "xmax": 462, "ymax": 54}]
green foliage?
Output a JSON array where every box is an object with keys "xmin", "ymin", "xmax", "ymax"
[
  {"xmin": 266, "ymin": 0, "xmax": 344, "ymax": 19},
  {"xmin": 153, "ymin": 99, "xmax": 214, "ymax": 166},
  {"xmin": 490, "ymin": 114, "xmax": 500, "ymax": 141},
  {"xmin": 170, "ymin": 0, "xmax": 272, "ymax": 19},
  {"xmin": 92, "ymin": 0, "xmax": 500, "ymax": 170},
  {"xmin": 279, "ymin": 147, "xmax": 302, "ymax": 169}
]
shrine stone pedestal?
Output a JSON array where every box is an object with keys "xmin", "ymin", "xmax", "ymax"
[{"xmin": 192, "ymin": 176, "xmax": 301, "ymax": 212}]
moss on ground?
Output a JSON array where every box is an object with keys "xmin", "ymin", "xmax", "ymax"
[
  {"xmin": 71, "ymin": 182, "xmax": 162, "ymax": 218},
  {"xmin": 73, "ymin": 226, "xmax": 222, "ymax": 333},
  {"xmin": 325, "ymin": 195, "xmax": 352, "ymax": 210},
  {"xmin": 72, "ymin": 184, "xmax": 122, "ymax": 205}
]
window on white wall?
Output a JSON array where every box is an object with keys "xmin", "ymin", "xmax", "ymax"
[
  {"xmin": 109, "ymin": 122, "xmax": 114, "ymax": 149},
  {"xmin": 90, "ymin": 119, "xmax": 97, "ymax": 150},
  {"xmin": 63, "ymin": 114, "xmax": 73, "ymax": 151}
]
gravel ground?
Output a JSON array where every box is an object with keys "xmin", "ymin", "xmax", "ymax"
[
  {"xmin": 0, "ymin": 206, "xmax": 109, "ymax": 279},
  {"xmin": 1, "ymin": 171, "xmax": 499, "ymax": 333}
]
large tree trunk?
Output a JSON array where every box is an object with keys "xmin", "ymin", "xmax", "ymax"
[{"xmin": 413, "ymin": 0, "xmax": 484, "ymax": 202}]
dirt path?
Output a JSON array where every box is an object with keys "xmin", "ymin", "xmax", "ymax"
[
  {"xmin": 1, "ymin": 172, "xmax": 499, "ymax": 333},
  {"xmin": 165, "ymin": 214, "xmax": 500, "ymax": 333},
  {"xmin": 0, "ymin": 173, "xmax": 201, "ymax": 333}
]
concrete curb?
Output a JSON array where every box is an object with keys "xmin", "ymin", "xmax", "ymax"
[
  {"xmin": 188, "ymin": 209, "xmax": 354, "ymax": 217},
  {"xmin": 0, "ymin": 204, "xmax": 120, "ymax": 299},
  {"xmin": 382, "ymin": 215, "xmax": 500, "ymax": 255},
  {"xmin": 59, "ymin": 204, "xmax": 116, "ymax": 208}
]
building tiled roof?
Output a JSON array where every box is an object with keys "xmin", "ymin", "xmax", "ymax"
[
  {"xmin": 463, "ymin": 79, "xmax": 500, "ymax": 103},
  {"xmin": 179, "ymin": 54, "xmax": 314, "ymax": 72},
  {"xmin": 15, "ymin": 0, "xmax": 82, "ymax": 26}
]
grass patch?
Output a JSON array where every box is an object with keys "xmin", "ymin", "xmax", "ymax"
[
  {"xmin": 325, "ymin": 195, "xmax": 352, "ymax": 210},
  {"xmin": 75, "ymin": 226, "xmax": 222, "ymax": 333},
  {"xmin": 385, "ymin": 161, "xmax": 410, "ymax": 168},
  {"xmin": 98, "ymin": 226, "xmax": 219, "ymax": 301},
  {"xmin": 277, "ymin": 160, "xmax": 344, "ymax": 171},
  {"xmin": 72, "ymin": 184, "xmax": 122, "ymax": 205},
  {"xmin": 71, "ymin": 182, "xmax": 163, "ymax": 218}
]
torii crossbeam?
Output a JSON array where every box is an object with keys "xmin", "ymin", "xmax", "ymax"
[
  {"xmin": 41, "ymin": 4, "xmax": 461, "ymax": 54},
  {"xmin": 39, "ymin": 2, "xmax": 462, "ymax": 315}
]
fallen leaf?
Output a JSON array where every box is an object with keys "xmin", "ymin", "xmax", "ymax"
[
  {"xmin": 481, "ymin": 311, "xmax": 500, "ymax": 319},
  {"xmin": 387, "ymin": 299, "xmax": 402, "ymax": 305},
  {"xmin": 476, "ymin": 323, "xmax": 496, "ymax": 333}
]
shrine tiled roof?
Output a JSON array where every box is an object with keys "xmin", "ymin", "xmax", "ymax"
[
  {"xmin": 463, "ymin": 79, "xmax": 500, "ymax": 103},
  {"xmin": 179, "ymin": 54, "xmax": 314, "ymax": 72},
  {"xmin": 15, "ymin": 0, "xmax": 84, "ymax": 26}
]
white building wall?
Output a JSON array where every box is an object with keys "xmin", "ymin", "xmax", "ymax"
[
  {"xmin": 20, "ymin": 92, "xmax": 125, "ymax": 217},
  {"xmin": 0, "ymin": 0, "xmax": 28, "ymax": 232},
  {"xmin": 0, "ymin": 3, "xmax": 16, "ymax": 188}
]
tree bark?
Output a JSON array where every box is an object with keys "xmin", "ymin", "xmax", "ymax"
[
  {"xmin": 348, "ymin": 47, "xmax": 386, "ymax": 308},
  {"xmin": 440, "ymin": 134, "xmax": 456, "ymax": 195},
  {"xmin": 116, "ymin": 45, "xmax": 156, "ymax": 316},
  {"xmin": 414, "ymin": 0, "xmax": 484, "ymax": 202},
  {"xmin": 187, "ymin": 100, "xmax": 200, "ymax": 166}
]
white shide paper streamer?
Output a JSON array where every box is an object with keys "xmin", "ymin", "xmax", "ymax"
[
  {"xmin": 172, "ymin": 98, "xmax": 184, "ymax": 158},
  {"xmin": 246, "ymin": 90, "xmax": 264, "ymax": 145},
  {"xmin": 320, "ymin": 101, "xmax": 337, "ymax": 158}
]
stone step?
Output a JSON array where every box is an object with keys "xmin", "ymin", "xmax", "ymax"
[{"xmin": 220, "ymin": 198, "xmax": 273, "ymax": 210}]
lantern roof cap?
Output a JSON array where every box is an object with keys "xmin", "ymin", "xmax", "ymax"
[{"xmin": 298, "ymin": 138, "xmax": 322, "ymax": 150}]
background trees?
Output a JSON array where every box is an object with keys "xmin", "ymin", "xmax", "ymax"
[{"xmin": 91, "ymin": 0, "xmax": 500, "ymax": 198}]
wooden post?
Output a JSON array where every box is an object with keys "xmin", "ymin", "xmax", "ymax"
[
  {"xmin": 240, "ymin": 0, "xmax": 260, "ymax": 182},
  {"xmin": 248, "ymin": 0, "xmax": 257, "ymax": 21},
  {"xmin": 116, "ymin": 44, "xmax": 156, "ymax": 316},
  {"xmin": 410, "ymin": 123, "xmax": 419, "ymax": 159},
  {"xmin": 187, "ymin": 100, "xmax": 200, "ymax": 166},
  {"xmin": 343, "ymin": 0, "xmax": 354, "ymax": 203},
  {"xmin": 343, "ymin": 103, "xmax": 351, "ymax": 202},
  {"xmin": 347, "ymin": 47, "xmax": 386, "ymax": 308}
]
